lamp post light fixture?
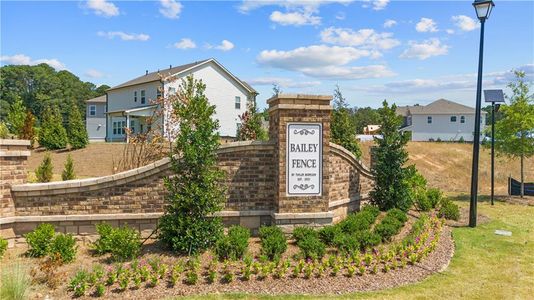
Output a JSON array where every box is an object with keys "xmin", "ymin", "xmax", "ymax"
[
  {"xmin": 469, "ymin": 0, "xmax": 495, "ymax": 228},
  {"xmin": 484, "ymin": 89, "xmax": 505, "ymax": 206}
]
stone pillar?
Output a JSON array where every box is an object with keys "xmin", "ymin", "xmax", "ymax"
[
  {"xmin": 0, "ymin": 139, "xmax": 31, "ymax": 245},
  {"xmin": 268, "ymin": 95, "xmax": 333, "ymax": 231}
]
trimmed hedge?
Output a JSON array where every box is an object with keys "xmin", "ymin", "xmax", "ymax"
[
  {"xmin": 297, "ymin": 235, "xmax": 326, "ymax": 260},
  {"xmin": 292, "ymin": 226, "xmax": 319, "ymax": 244},
  {"xmin": 373, "ymin": 208, "xmax": 408, "ymax": 242},
  {"xmin": 318, "ymin": 225, "xmax": 342, "ymax": 246},
  {"xmin": 439, "ymin": 199, "xmax": 460, "ymax": 221},
  {"xmin": 214, "ymin": 225, "xmax": 250, "ymax": 260},
  {"xmin": 259, "ymin": 226, "xmax": 287, "ymax": 260},
  {"xmin": 338, "ymin": 205, "xmax": 380, "ymax": 233}
]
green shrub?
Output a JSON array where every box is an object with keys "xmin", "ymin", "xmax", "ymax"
[
  {"xmin": 318, "ymin": 225, "xmax": 342, "ymax": 246},
  {"xmin": 68, "ymin": 269, "xmax": 89, "ymax": 297},
  {"xmin": 0, "ymin": 122, "xmax": 9, "ymax": 138},
  {"xmin": 0, "ymin": 237, "xmax": 7, "ymax": 258},
  {"xmin": 49, "ymin": 233, "xmax": 77, "ymax": 263},
  {"xmin": 91, "ymin": 223, "xmax": 141, "ymax": 261},
  {"xmin": 35, "ymin": 153, "xmax": 53, "ymax": 183},
  {"xmin": 62, "ymin": 154, "xmax": 76, "ymax": 180},
  {"xmin": 214, "ymin": 225, "xmax": 250, "ymax": 260},
  {"xmin": 92, "ymin": 223, "xmax": 114, "ymax": 255},
  {"xmin": 338, "ymin": 206, "xmax": 380, "ymax": 234},
  {"xmin": 439, "ymin": 199, "xmax": 460, "ymax": 221},
  {"xmin": 373, "ymin": 209, "xmax": 408, "ymax": 242},
  {"xmin": 39, "ymin": 105, "xmax": 68, "ymax": 150},
  {"xmin": 259, "ymin": 226, "xmax": 287, "ymax": 260},
  {"xmin": 25, "ymin": 223, "xmax": 55, "ymax": 257},
  {"xmin": 292, "ymin": 226, "xmax": 318, "ymax": 243},
  {"xmin": 414, "ymin": 192, "xmax": 432, "ymax": 211},
  {"xmin": 66, "ymin": 100, "xmax": 88, "ymax": 149},
  {"xmin": 427, "ymin": 188, "xmax": 443, "ymax": 209},
  {"xmin": 1, "ymin": 262, "xmax": 30, "ymax": 300},
  {"xmin": 333, "ymin": 233, "xmax": 360, "ymax": 254},
  {"xmin": 354, "ymin": 230, "xmax": 381, "ymax": 250},
  {"xmin": 387, "ymin": 208, "xmax": 408, "ymax": 223},
  {"xmin": 297, "ymin": 235, "xmax": 326, "ymax": 260}
]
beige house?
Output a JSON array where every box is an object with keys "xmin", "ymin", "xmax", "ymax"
[{"xmin": 396, "ymin": 99, "xmax": 486, "ymax": 142}]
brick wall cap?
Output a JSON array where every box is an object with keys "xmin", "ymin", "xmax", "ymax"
[
  {"xmin": 272, "ymin": 212, "xmax": 334, "ymax": 220},
  {"xmin": 266, "ymin": 94, "xmax": 333, "ymax": 104},
  {"xmin": 329, "ymin": 142, "xmax": 373, "ymax": 178},
  {"xmin": 0, "ymin": 139, "xmax": 31, "ymax": 146}
]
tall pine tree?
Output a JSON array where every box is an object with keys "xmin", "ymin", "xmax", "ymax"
[
  {"xmin": 370, "ymin": 100, "xmax": 412, "ymax": 211},
  {"xmin": 20, "ymin": 110, "xmax": 36, "ymax": 148},
  {"xmin": 6, "ymin": 96, "xmax": 25, "ymax": 137},
  {"xmin": 66, "ymin": 100, "xmax": 89, "ymax": 149},
  {"xmin": 331, "ymin": 85, "xmax": 361, "ymax": 158},
  {"xmin": 158, "ymin": 75, "xmax": 225, "ymax": 255},
  {"xmin": 39, "ymin": 104, "xmax": 68, "ymax": 150}
]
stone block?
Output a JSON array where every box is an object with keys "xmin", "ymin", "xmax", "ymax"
[
  {"xmin": 78, "ymin": 225, "xmax": 97, "ymax": 235},
  {"xmin": 239, "ymin": 216, "xmax": 261, "ymax": 230}
]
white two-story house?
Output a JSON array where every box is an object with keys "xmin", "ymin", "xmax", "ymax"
[
  {"xmin": 396, "ymin": 99, "xmax": 486, "ymax": 142},
  {"xmin": 96, "ymin": 58, "xmax": 257, "ymax": 142}
]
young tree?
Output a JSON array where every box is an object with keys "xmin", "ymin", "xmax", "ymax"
[
  {"xmin": 494, "ymin": 71, "xmax": 534, "ymax": 197},
  {"xmin": 331, "ymin": 85, "xmax": 361, "ymax": 158},
  {"xmin": 62, "ymin": 154, "xmax": 76, "ymax": 181},
  {"xmin": 66, "ymin": 100, "xmax": 89, "ymax": 149},
  {"xmin": 6, "ymin": 96, "xmax": 25, "ymax": 136},
  {"xmin": 35, "ymin": 153, "xmax": 53, "ymax": 182},
  {"xmin": 370, "ymin": 100, "xmax": 412, "ymax": 211},
  {"xmin": 272, "ymin": 84, "xmax": 282, "ymax": 97},
  {"xmin": 39, "ymin": 104, "xmax": 68, "ymax": 150},
  {"xmin": 158, "ymin": 75, "xmax": 226, "ymax": 255},
  {"xmin": 237, "ymin": 98, "xmax": 268, "ymax": 141},
  {"xmin": 20, "ymin": 110, "xmax": 36, "ymax": 148}
]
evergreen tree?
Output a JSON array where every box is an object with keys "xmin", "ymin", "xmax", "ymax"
[
  {"xmin": 158, "ymin": 75, "xmax": 225, "ymax": 255},
  {"xmin": 6, "ymin": 96, "xmax": 25, "ymax": 136},
  {"xmin": 39, "ymin": 104, "xmax": 68, "ymax": 150},
  {"xmin": 237, "ymin": 98, "xmax": 268, "ymax": 141},
  {"xmin": 20, "ymin": 110, "xmax": 36, "ymax": 148},
  {"xmin": 35, "ymin": 153, "xmax": 53, "ymax": 182},
  {"xmin": 62, "ymin": 154, "xmax": 76, "ymax": 181},
  {"xmin": 331, "ymin": 85, "xmax": 362, "ymax": 158},
  {"xmin": 66, "ymin": 100, "xmax": 89, "ymax": 149},
  {"xmin": 370, "ymin": 100, "xmax": 412, "ymax": 211},
  {"xmin": 494, "ymin": 71, "xmax": 534, "ymax": 198}
]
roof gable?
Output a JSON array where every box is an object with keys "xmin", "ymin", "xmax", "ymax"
[{"xmin": 399, "ymin": 99, "xmax": 482, "ymax": 115}]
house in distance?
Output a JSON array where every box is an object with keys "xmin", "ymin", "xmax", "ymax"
[
  {"xmin": 85, "ymin": 58, "xmax": 257, "ymax": 142},
  {"xmin": 396, "ymin": 99, "xmax": 486, "ymax": 142}
]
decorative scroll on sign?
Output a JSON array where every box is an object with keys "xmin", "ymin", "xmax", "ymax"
[{"xmin": 286, "ymin": 123, "xmax": 322, "ymax": 196}]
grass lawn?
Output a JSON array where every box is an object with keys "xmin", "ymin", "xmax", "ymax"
[{"xmin": 176, "ymin": 201, "xmax": 534, "ymax": 300}]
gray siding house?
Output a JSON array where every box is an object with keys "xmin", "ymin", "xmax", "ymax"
[
  {"xmin": 85, "ymin": 95, "xmax": 107, "ymax": 142},
  {"xmin": 396, "ymin": 99, "xmax": 486, "ymax": 142}
]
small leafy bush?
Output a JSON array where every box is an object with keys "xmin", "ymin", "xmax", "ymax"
[
  {"xmin": 318, "ymin": 225, "xmax": 342, "ymax": 246},
  {"xmin": 387, "ymin": 208, "xmax": 408, "ymax": 223},
  {"xmin": 292, "ymin": 226, "xmax": 319, "ymax": 243},
  {"xmin": 0, "ymin": 236, "xmax": 7, "ymax": 258},
  {"xmin": 374, "ymin": 209, "xmax": 407, "ymax": 242},
  {"xmin": 414, "ymin": 192, "xmax": 432, "ymax": 211},
  {"xmin": 439, "ymin": 199, "xmax": 460, "ymax": 221},
  {"xmin": 92, "ymin": 223, "xmax": 141, "ymax": 261},
  {"xmin": 297, "ymin": 235, "xmax": 326, "ymax": 260},
  {"xmin": 25, "ymin": 223, "xmax": 55, "ymax": 257},
  {"xmin": 49, "ymin": 233, "xmax": 77, "ymax": 263},
  {"xmin": 339, "ymin": 205, "xmax": 380, "ymax": 233},
  {"xmin": 259, "ymin": 226, "xmax": 287, "ymax": 260},
  {"xmin": 69, "ymin": 269, "xmax": 89, "ymax": 297},
  {"xmin": 426, "ymin": 188, "xmax": 443, "ymax": 209},
  {"xmin": 214, "ymin": 225, "xmax": 250, "ymax": 260},
  {"xmin": 354, "ymin": 230, "xmax": 381, "ymax": 250},
  {"xmin": 333, "ymin": 233, "xmax": 360, "ymax": 254}
]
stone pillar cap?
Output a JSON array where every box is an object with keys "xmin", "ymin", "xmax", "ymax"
[{"xmin": 267, "ymin": 94, "xmax": 333, "ymax": 105}]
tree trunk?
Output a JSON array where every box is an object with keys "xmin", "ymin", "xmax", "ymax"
[{"xmin": 520, "ymin": 154, "xmax": 524, "ymax": 198}]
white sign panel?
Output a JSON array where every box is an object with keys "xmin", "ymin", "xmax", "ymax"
[{"xmin": 286, "ymin": 123, "xmax": 322, "ymax": 196}]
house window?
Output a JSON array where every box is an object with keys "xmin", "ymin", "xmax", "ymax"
[
  {"xmin": 427, "ymin": 116, "xmax": 432, "ymax": 124},
  {"xmin": 461, "ymin": 116, "xmax": 465, "ymax": 123},
  {"xmin": 156, "ymin": 87, "xmax": 162, "ymax": 99},
  {"xmin": 141, "ymin": 90, "xmax": 146, "ymax": 104},
  {"xmin": 134, "ymin": 91, "xmax": 137, "ymax": 102},
  {"xmin": 89, "ymin": 105, "xmax": 96, "ymax": 116},
  {"xmin": 130, "ymin": 120, "xmax": 135, "ymax": 134},
  {"xmin": 450, "ymin": 116, "xmax": 457, "ymax": 122},
  {"xmin": 112, "ymin": 121, "xmax": 126, "ymax": 135},
  {"xmin": 235, "ymin": 96, "xmax": 241, "ymax": 109}
]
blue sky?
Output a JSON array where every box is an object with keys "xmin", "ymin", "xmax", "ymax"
[{"xmin": 1, "ymin": 0, "xmax": 533, "ymax": 109}]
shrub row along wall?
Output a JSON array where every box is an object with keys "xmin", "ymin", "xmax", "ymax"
[{"xmin": 0, "ymin": 94, "xmax": 374, "ymax": 247}]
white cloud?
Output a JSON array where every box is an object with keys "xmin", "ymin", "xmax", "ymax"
[
  {"xmin": 206, "ymin": 40, "xmax": 235, "ymax": 51},
  {"xmin": 238, "ymin": 0, "xmax": 353, "ymax": 14},
  {"xmin": 247, "ymin": 77, "xmax": 321, "ymax": 88},
  {"xmin": 320, "ymin": 27, "xmax": 400, "ymax": 50},
  {"xmin": 173, "ymin": 38, "xmax": 196, "ymax": 49},
  {"xmin": 84, "ymin": 69, "xmax": 105, "ymax": 78},
  {"xmin": 0, "ymin": 54, "xmax": 67, "ymax": 70},
  {"xmin": 159, "ymin": 0, "xmax": 182, "ymax": 19},
  {"xmin": 270, "ymin": 10, "xmax": 321, "ymax": 26},
  {"xmin": 415, "ymin": 17, "xmax": 438, "ymax": 32},
  {"xmin": 86, "ymin": 0, "xmax": 119, "ymax": 17},
  {"xmin": 400, "ymin": 38, "xmax": 449, "ymax": 60},
  {"xmin": 361, "ymin": 0, "xmax": 389, "ymax": 11},
  {"xmin": 452, "ymin": 15, "xmax": 478, "ymax": 32},
  {"xmin": 446, "ymin": 29, "xmax": 455, "ymax": 34},
  {"xmin": 335, "ymin": 12, "xmax": 346, "ymax": 20},
  {"xmin": 97, "ymin": 31, "xmax": 150, "ymax": 41},
  {"xmin": 383, "ymin": 19, "xmax": 397, "ymax": 28},
  {"xmin": 257, "ymin": 45, "xmax": 395, "ymax": 80}
]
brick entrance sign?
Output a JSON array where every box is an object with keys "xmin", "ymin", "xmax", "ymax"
[{"xmin": 0, "ymin": 95, "xmax": 374, "ymax": 246}]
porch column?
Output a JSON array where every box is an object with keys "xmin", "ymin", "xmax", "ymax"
[
  {"xmin": 106, "ymin": 113, "xmax": 112, "ymax": 142},
  {"xmin": 125, "ymin": 113, "xmax": 130, "ymax": 143}
]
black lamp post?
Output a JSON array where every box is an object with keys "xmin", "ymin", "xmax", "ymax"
[
  {"xmin": 469, "ymin": 0, "xmax": 495, "ymax": 228},
  {"xmin": 484, "ymin": 89, "xmax": 505, "ymax": 206}
]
